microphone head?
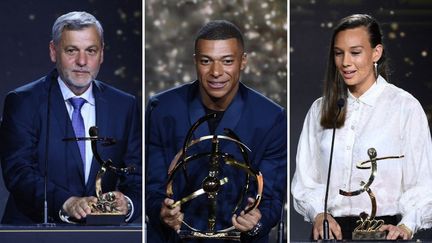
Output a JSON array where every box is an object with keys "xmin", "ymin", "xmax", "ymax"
[
  {"xmin": 89, "ymin": 126, "xmax": 98, "ymax": 137},
  {"xmin": 337, "ymin": 98, "xmax": 345, "ymax": 109}
]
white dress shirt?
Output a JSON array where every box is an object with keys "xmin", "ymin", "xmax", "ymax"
[
  {"xmin": 58, "ymin": 78, "xmax": 96, "ymax": 184},
  {"xmin": 291, "ymin": 76, "xmax": 432, "ymax": 233}
]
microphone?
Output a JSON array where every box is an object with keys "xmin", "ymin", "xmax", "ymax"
[
  {"xmin": 89, "ymin": 126, "xmax": 98, "ymax": 137},
  {"xmin": 88, "ymin": 126, "xmax": 137, "ymax": 176},
  {"xmin": 89, "ymin": 126, "xmax": 104, "ymax": 167},
  {"xmin": 323, "ymin": 98, "xmax": 345, "ymax": 240}
]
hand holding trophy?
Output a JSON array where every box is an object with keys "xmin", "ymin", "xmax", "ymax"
[
  {"xmin": 339, "ymin": 148, "xmax": 404, "ymax": 240},
  {"xmin": 62, "ymin": 126, "xmax": 135, "ymax": 225},
  {"xmin": 165, "ymin": 114, "xmax": 263, "ymax": 240}
]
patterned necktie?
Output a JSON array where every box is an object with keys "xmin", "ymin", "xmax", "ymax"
[{"xmin": 69, "ymin": 97, "xmax": 86, "ymax": 165}]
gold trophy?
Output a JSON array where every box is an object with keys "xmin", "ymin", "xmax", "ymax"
[
  {"xmin": 63, "ymin": 126, "xmax": 135, "ymax": 225},
  {"xmin": 339, "ymin": 148, "xmax": 404, "ymax": 240},
  {"xmin": 166, "ymin": 114, "xmax": 263, "ymax": 240}
]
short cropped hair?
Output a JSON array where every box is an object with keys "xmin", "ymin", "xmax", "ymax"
[
  {"xmin": 194, "ymin": 20, "xmax": 244, "ymax": 52},
  {"xmin": 52, "ymin": 11, "xmax": 104, "ymax": 46}
]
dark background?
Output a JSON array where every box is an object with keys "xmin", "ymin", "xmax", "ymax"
[
  {"xmin": 0, "ymin": 0, "xmax": 141, "ymax": 223},
  {"xmin": 290, "ymin": 0, "xmax": 432, "ymax": 241},
  {"xmin": 144, "ymin": 0, "xmax": 287, "ymax": 241}
]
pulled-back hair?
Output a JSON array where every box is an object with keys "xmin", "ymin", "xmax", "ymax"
[
  {"xmin": 320, "ymin": 14, "xmax": 389, "ymax": 128},
  {"xmin": 52, "ymin": 11, "xmax": 104, "ymax": 46},
  {"xmin": 194, "ymin": 20, "xmax": 244, "ymax": 52}
]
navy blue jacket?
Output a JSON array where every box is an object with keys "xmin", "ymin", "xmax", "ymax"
[
  {"xmin": 145, "ymin": 81, "xmax": 286, "ymax": 242},
  {"xmin": 0, "ymin": 69, "xmax": 142, "ymax": 223}
]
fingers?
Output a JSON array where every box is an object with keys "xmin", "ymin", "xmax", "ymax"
[
  {"xmin": 244, "ymin": 197, "xmax": 255, "ymax": 210},
  {"xmin": 232, "ymin": 206, "xmax": 262, "ymax": 232},
  {"xmin": 62, "ymin": 196, "xmax": 95, "ymax": 219},
  {"xmin": 313, "ymin": 225, "xmax": 320, "ymax": 240},
  {"xmin": 386, "ymin": 225, "xmax": 402, "ymax": 240},
  {"xmin": 378, "ymin": 224, "xmax": 390, "ymax": 232},
  {"xmin": 312, "ymin": 213, "xmax": 342, "ymax": 240},
  {"xmin": 332, "ymin": 223, "xmax": 342, "ymax": 240},
  {"xmin": 380, "ymin": 224, "xmax": 411, "ymax": 240},
  {"xmin": 160, "ymin": 198, "xmax": 183, "ymax": 231},
  {"xmin": 108, "ymin": 191, "xmax": 128, "ymax": 214},
  {"xmin": 175, "ymin": 213, "xmax": 184, "ymax": 231},
  {"xmin": 312, "ymin": 222, "xmax": 336, "ymax": 240},
  {"xmin": 312, "ymin": 213, "xmax": 324, "ymax": 240},
  {"xmin": 313, "ymin": 222, "xmax": 336, "ymax": 240}
]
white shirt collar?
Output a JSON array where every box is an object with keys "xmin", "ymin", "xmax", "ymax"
[
  {"xmin": 58, "ymin": 77, "xmax": 95, "ymax": 106},
  {"xmin": 347, "ymin": 75, "xmax": 388, "ymax": 107}
]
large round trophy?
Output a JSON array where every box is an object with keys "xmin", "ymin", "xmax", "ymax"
[
  {"xmin": 63, "ymin": 126, "xmax": 135, "ymax": 225},
  {"xmin": 166, "ymin": 113, "xmax": 263, "ymax": 240},
  {"xmin": 339, "ymin": 148, "xmax": 404, "ymax": 240}
]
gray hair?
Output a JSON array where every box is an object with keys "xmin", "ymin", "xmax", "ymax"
[{"xmin": 52, "ymin": 11, "xmax": 104, "ymax": 45}]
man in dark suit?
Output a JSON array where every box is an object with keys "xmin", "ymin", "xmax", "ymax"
[
  {"xmin": 0, "ymin": 11, "xmax": 141, "ymax": 224},
  {"xmin": 145, "ymin": 20, "xmax": 286, "ymax": 242}
]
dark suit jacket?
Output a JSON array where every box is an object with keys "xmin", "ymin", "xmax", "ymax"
[
  {"xmin": 145, "ymin": 81, "xmax": 287, "ymax": 243},
  {"xmin": 0, "ymin": 69, "xmax": 142, "ymax": 224}
]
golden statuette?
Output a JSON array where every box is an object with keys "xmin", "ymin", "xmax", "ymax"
[
  {"xmin": 339, "ymin": 148, "xmax": 404, "ymax": 240},
  {"xmin": 166, "ymin": 114, "xmax": 263, "ymax": 241}
]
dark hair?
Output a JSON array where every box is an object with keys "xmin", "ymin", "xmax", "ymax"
[
  {"xmin": 320, "ymin": 14, "xmax": 389, "ymax": 128},
  {"xmin": 194, "ymin": 20, "xmax": 244, "ymax": 52}
]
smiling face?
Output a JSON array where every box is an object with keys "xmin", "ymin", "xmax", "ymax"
[
  {"xmin": 49, "ymin": 26, "xmax": 104, "ymax": 95},
  {"xmin": 333, "ymin": 27, "xmax": 382, "ymax": 97},
  {"xmin": 194, "ymin": 38, "xmax": 247, "ymax": 110}
]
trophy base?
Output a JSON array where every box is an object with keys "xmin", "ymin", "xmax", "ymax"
[
  {"xmin": 86, "ymin": 213, "xmax": 125, "ymax": 225},
  {"xmin": 178, "ymin": 230, "xmax": 241, "ymax": 241},
  {"xmin": 353, "ymin": 231, "xmax": 387, "ymax": 240}
]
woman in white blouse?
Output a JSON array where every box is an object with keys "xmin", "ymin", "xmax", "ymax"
[{"xmin": 291, "ymin": 14, "xmax": 432, "ymax": 240}]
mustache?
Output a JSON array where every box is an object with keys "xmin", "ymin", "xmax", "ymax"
[{"xmin": 72, "ymin": 68, "xmax": 91, "ymax": 73}]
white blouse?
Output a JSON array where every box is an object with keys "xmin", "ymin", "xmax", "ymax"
[{"xmin": 291, "ymin": 76, "xmax": 432, "ymax": 233}]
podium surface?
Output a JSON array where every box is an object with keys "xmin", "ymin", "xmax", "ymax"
[{"xmin": 0, "ymin": 224, "xmax": 142, "ymax": 243}]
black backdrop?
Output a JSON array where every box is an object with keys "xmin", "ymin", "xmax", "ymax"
[
  {"xmin": 0, "ymin": 0, "xmax": 141, "ymax": 222},
  {"xmin": 290, "ymin": 0, "xmax": 432, "ymax": 241}
]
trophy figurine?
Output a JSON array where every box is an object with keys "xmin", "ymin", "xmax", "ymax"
[
  {"xmin": 63, "ymin": 126, "xmax": 135, "ymax": 225},
  {"xmin": 339, "ymin": 148, "xmax": 404, "ymax": 240},
  {"xmin": 166, "ymin": 114, "xmax": 263, "ymax": 240}
]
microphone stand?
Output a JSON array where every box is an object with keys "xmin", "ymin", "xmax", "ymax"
[
  {"xmin": 277, "ymin": 197, "xmax": 285, "ymax": 243},
  {"xmin": 37, "ymin": 72, "xmax": 56, "ymax": 227},
  {"xmin": 144, "ymin": 98, "xmax": 158, "ymax": 241},
  {"xmin": 323, "ymin": 99, "xmax": 345, "ymax": 241}
]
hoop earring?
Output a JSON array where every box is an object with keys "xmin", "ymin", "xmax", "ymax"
[{"xmin": 374, "ymin": 62, "xmax": 378, "ymax": 78}]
